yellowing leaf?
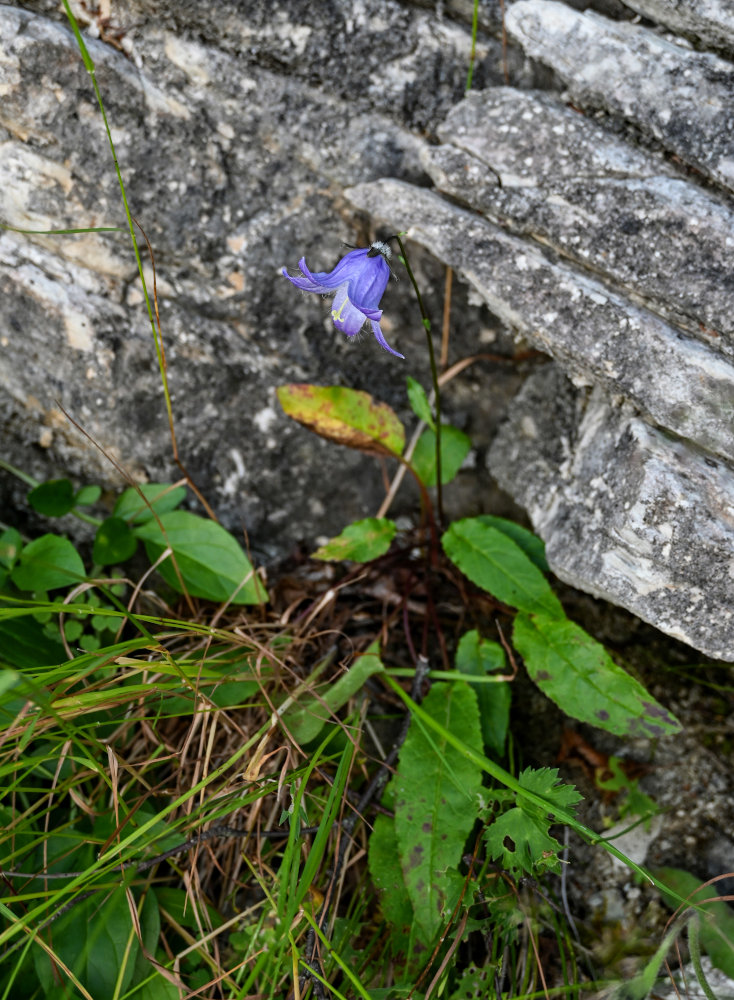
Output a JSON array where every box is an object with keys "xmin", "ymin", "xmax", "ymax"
[{"xmin": 277, "ymin": 384, "xmax": 404, "ymax": 456}]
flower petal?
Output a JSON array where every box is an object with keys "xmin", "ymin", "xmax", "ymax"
[
  {"xmin": 370, "ymin": 320, "xmax": 404, "ymax": 359},
  {"xmin": 282, "ymin": 257, "xmax": 340, "ymax": 294},
  {"xmin": 331, "ymin": 284, "xmax": 368, "ymax": 337},
  {"xmin": 348, "ymin": 254, "xmax": 390, "ymax": 311}
]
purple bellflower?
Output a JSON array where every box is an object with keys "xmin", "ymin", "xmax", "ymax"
[{"xmin": 282, "ymin": 241, "xmax": 404, "ymax": 359}]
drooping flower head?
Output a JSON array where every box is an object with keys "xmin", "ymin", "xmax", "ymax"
[{"xmin": 282, "ymin": 241, "xmax": 404, "ymax": 359}]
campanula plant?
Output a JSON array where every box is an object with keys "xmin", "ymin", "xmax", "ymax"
[{"xmin": 282, "ymin": 241, "xmax": 405, "ymax": 359}]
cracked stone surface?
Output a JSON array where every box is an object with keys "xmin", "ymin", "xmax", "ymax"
[
  {"xmin": 622, "ymin": 0, "xmax": 734, "ymax": 54},
  {"xmin": 0, "ymin": 0, "xmax": 506, "ymax": 560},
  {"xmin": 347, "ymin": 179, "xmax": 734, "ymax": 469},
  {"xmin": 505, "ymin": 0, "xmax": 734, "ymax": 194},
  {"xmin": 423, "ymin": 87, "xmax": 734, "ymax": 350},
  {"xmin": 2, "ymin": 0, "xmax": 734, "ymax": 656},
  {"xmin": 488, "ymin": 365, "xmax": 734, "ymax": 660}
]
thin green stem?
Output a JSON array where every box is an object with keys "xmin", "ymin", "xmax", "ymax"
[
  {"xmin": 466, "ymin": 0, "xmax": 480, "ymax": 92},
  {"xmin": 61, "ymin": 1, "xmax": 174, "ymax": 438},
  {"xmin": 395, "ymin": 236, "xmax": 444, "ymax": 525}
]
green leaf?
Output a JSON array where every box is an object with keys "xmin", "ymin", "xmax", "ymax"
[
  {"xmin": 0, "ymin": 527, "xmax": 22, "ymax": 569},
  {"xmin": 74, "ymin": 484, "xmax": 102, "ymax": 507},
  {"xmin": 312, "ymin": 518, "xmax": 397, "ymax": 562},
  {"xmin": 93, "ymin": 516, "xmax": 138, "ymax": 565},
  {"xmin": 113, "ymin": 483, "xmax": 187, "ymax": 524},
  {"xmin": 129, "ymin": 968, "xmax": 181, "ymax": 1000},
  {"xmin": 155, "ymin": 887, "xmax": 223, "ymax": 930},
  {"xmin": 63, "ymin": 619, "xmax": 84, "ymax": 641},
  {"xmin": 513, "ymin": 613, "xmax": 681, "ymax": 738},
  {"xmin": 128, "ymin": 891, "xmax": 180, "ymax": 1000},
  {"xmin": 393, "ymin": 681, "xmax": 483, "ymax": 940},
  {"xmin": 455, "ymin": 630, "xmax": 510, "ymax": 757},
  {"xmin": 368, "ymin": 813, "xmax": 417, "ymax": 944},
  {"xmin": 442, "ymin": 518, "xmax": 563, "ymax": 617},
  {"xmin": 11, "ymin": 534, "xmax": 85, "ymax": 591},
  {"xmin": 277, "ymin": 384, "xmax": 405, "ymax": 456},
  {"xmin": 406, "ymin": 376, "xmax": 435, "ymax": 429},
  {"xmin": 27, "ymin": 478, "xmax": 76, "ymax": 517},
  {"xmin": 484, "ymin": 767, "xmax": 582, "ymax": 879},
  {"xmin": 134, "ymin": 511, "xmax": 267, "ymax": 605},
  {"xmin": 652, "ymin": 867, "xmax": 734, "ymax": 979},
  {"xmin": 34, "ymin": 886, "xmax": 139, "ymax": 998},
  {"xmin": 208, "ymin": 679, "xmax": 259, "ymax": 710},
  {"xmin": 411, "ymin": 425, "xmax": 471, "ymax": 486},
  {"xmin": 283, "ymin": 642, "xmax": 384, "ymax": 744},
  {"xmin": 476, "ymin": 516, "xmax": 549, "ymax": 573}
]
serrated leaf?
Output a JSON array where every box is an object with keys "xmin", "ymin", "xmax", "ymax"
[
  {"xmin": 283, "ymin": 642, "xmax": 384, "ymax": 744},
  {"xmin": 455, "ymin": 630, "xmax": 510, "ymax": 757},
  {"xmin": 476, "ymin": 516, "xmax": 549, "ymax": 573},
  {"xmin": 442, "ymin": 518, "xmax": 563, "ymax": 617},
  {"xmin": 277, "ymin": 383, "xmax": 405, "ymax": 456},
  {"xmin": 406, "ymin": 376, "xmax": 435, "ymax": 429},
  {"xmin": 11, "ymin": 534, "xmax": 85, "ymax": 591},
  {"xmin": 27, "ymin": 478, "xmax": 75, "ymax": 517},
  {"xmin": 113, "ymin": 483, "xmax": 187, "ymax": 524},
  {"xmin": 394, "ymin": 681, "xmax": 483, "ymax": 940},
  {"xmin": 518, "ymin": 765, "xmax": 584, "ymax": 811},
  {"xmin": 411, "ymin": 425, "xmax": 471, "ymax": 486},
  {"xmin": 513, "ymin": 613, "xmax": 681, "ymax": 738},
  {"xmin": 485, "ymin": 806, "xmax": 564, "ymax": 879},
  {"xmin": 652, "ymin": 867, "xmax": 734, "ymax": 979},
  {"xmin": 312, "ymin": 518, "xmax": 396, "ymax": 562},
  {"xmin": 93, "ymin": 516, "xmax": 138, "ymax": 565},
  {"xmin": 485, "ymin": 767, "xmax": 581, "ymax": 879},
  {"xmin": 134, "ymin": 511, "xmax": 267, "ymax": 605}
]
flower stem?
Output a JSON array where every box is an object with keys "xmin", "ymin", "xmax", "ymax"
[
  {"xmin": 395, "ymin": 236, "xmax": 443, "ymax": 524},
  {"xmin": 466, "ymin": 0, "xmax": 480, "ymax": 92}
]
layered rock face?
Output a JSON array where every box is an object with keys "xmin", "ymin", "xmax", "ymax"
[
  {"xmin": 2, "ymin": 1, "xmax": 733, "ymax": 656},
  {"xmin": 348, "ymin": 1, "xmax": 734, "ymax": 659}
]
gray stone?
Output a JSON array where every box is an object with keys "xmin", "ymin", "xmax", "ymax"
[
  {"xmin": 4, "ymin": 0, "xmax": 734, "ymax": 659},
  {"xmin": 424, "ymin": 87, "xmax": 734, "ymax": 349},
  {"xmin": 505, "ymin": 0, "xmax": 734, "ymax": 194},
  {"xmin": 0, "ymin": 1, "xmax": 504, "ymax": 558},
  {"xmin": 488, "ymin": 365, "xmax": 734, "ymax": 661},
  {"xmin": 623, "ymin": 0, "xmax": 734, "ymax": 55},
  {"xmin": 346, "ymin": 178, "xmax": 734, "ymax": 466}
]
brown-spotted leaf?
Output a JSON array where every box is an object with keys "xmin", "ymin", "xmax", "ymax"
[{"xmin": 277, "ymin": 384, "xmax": 405, "ymax": 456}]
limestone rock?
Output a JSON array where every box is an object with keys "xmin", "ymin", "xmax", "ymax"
[
  {"xmin": 423, "ymin": 87, "xmax": 734, "ymax": 349},
  {"xmin": 4, "ymin": 0, "xmax": 734, "ymax": 659},
  {"xmin": 0, "ymin": 1, "xmax": 502, "ymax": 558},
  {"xmin": 346, "ymin": 179, "xmax": 734, "ymax": 466},
  {"xmin": 505, "ymin": 0, "xmax": 734, "ymax": 194},
  {"xmin": 488, "ymin": 365, "xmax": 734, "ymax": 661},
  {"xmin": 622, "ymin": 0, "xmax": 734, "ymax": 54}
]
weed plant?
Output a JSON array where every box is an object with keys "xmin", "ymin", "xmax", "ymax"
[{"xmin": 0, "ymin": 3, "xmax": 732, "ymax": 999}]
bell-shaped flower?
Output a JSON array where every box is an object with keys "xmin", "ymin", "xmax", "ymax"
[{"xmin": 282, "ymin": 242, "xmax": 404, "ymax": 359}]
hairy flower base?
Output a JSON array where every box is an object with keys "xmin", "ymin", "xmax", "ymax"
[{"xmin": 282, "ymin": 243, "xmax": 404, "ymax": 359}]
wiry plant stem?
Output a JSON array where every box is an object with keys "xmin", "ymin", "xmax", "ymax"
[{"xmin": 395, "ymin": 236, "xmax": 444, "ymax": 525}]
